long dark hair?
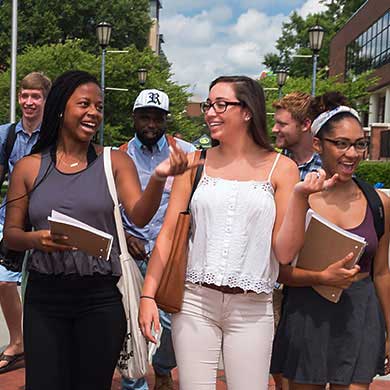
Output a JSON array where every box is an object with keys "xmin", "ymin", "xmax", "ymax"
[
  {"xmin": 209, "ymin": 76, "xmax": 272, "ymax": 150},
  {"xmin": 31, "ymin": 70, "xmax": 100, "ymax": 154}
]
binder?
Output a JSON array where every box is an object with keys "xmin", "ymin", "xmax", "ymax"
[
  {"xmin": 48, "ymin": 210, "xmax": 113, "ymax": 260},
  {"xmin": 293, "ymin": 209, "xmax": 367, "ymax": 303}
]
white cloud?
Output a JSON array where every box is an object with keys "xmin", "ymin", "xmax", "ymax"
[
  {"xmin": 298, "ymin": 0, "xmax": 328, "ymax": 18},
  {"xmin": 160, "ymin": 0, "xmax": 327, "ymax": 97},
  {"xmin": 161, "ymin": 13, "xmax": 214, "ymax": 45},
  {"xmin": 227, "ymin": 42, "xmax": 261, "ymax": 69}
]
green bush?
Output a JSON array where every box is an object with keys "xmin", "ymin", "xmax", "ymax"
[{"xmin": 356, "ymin": 161, "xmax": 390, "ymax": 187}]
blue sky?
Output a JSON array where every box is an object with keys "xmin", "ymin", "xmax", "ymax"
[{"xmin": 160, "ymin": 0, "xmax": 327, "ymax": 98}]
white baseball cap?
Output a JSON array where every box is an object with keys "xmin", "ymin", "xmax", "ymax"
[{"xmin": 133, "ymin": 89, "xmax": 169, "ymax": 112}]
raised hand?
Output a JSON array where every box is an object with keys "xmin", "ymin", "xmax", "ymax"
[
  {"xmin": 153, "ymin": 136, "xmax": 203, "ymax": 180},
  {"xmin": 294, "ymin": 168, "xmax": 339, "ymax": 198}
]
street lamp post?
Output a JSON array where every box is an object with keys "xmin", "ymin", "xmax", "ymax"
[
  {"xmin": 275, "ymin": 68, "xmax": 288, "ymax": 99},
  {"xmin": 308, "ymin": 25, "xmax": 325, "ymax": 97},
  {"xmin": 10, "ymin": 0, "xmax": 18, "ymax": 123},
  {"xmin": 137, "ymin": 68, "xmax": 148, "ymax": 86},
  {"xmin": 96, "ymin": 22, "xmax": 112, "ymax": 145}
]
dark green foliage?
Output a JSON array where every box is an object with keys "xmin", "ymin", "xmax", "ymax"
[
  {"xmin": 0, "ymin": 40, "xmax": 204, "ymax": 146},
  {"xmin": 259, "ymin": 68, "xmax": 376, "ymax": 140},
  {"xmin": 263, "ymin": 0, "xmax": 366, "ymax": 77},
  {"xmin": 356, "ymin": 161, "xmax": 390, "ymax": 187},
  {"xmin": 0, "ymin": 0, "xmax": 151, "ymax": 68}
]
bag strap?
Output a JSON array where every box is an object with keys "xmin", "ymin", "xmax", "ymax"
[
  {"xmin": 186, "ymin": 149, "xmax": 206, "ymax": 213},
  {"xmin": 0, "ymin": 123, "xmax": 17, "ymax": 186},
  {"xmin": 103, "ymin": 147, "xmax": 131, "ymax": 260},
  {"xmin": 353, "ymin": 177, "xmax": 384, "ymax": 240}
]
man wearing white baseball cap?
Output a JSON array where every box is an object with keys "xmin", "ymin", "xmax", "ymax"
[{"xmin": 121, "ymin": 89, "xmax": 195, "ymax": 390}]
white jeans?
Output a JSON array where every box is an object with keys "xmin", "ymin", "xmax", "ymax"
[{"xmin": 172, "ymin": 283, "xmax": 274, "ymax": 390}]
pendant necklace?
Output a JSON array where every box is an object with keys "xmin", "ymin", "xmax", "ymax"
[{"xmin": 57, "ymin": 153, "xmax": 81, "ymax": 168}]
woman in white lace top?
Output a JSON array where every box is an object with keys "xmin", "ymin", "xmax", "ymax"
[{"xmin": 139, "ymin": 76, "xmax": 335, "ymax": 389}]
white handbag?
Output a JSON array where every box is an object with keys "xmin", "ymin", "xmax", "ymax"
[{"xmin": 103, "ymin": 147, "xmax": 148, "ymax": 379}]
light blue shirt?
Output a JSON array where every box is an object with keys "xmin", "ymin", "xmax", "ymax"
[
  {"xmin": 0, "ymin": 121, "xmax": 40, "ymax": 226},
  {"xmin": 122, "ymin": 134, "xmax": 195, "ymax": 254}
]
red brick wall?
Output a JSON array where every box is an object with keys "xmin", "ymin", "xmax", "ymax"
[{"xmin": 369, "ymin": 124, "xmax": 390, "ymax": 160}]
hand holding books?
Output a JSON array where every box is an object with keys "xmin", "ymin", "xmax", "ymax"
[
  {"xmin": 32, "ymin": 229, "xmax": 76, "ymax": 253},
  {"xmin": 293, "ymin": 209, "xmax": 367, "ymax": 303},
  {"xmin": 48, "ymin": 210, "xmax": 113, "ymax": 260},
  {"xmin": 318, "ymin": 253, "xmax": 360, "ymax": 289}
]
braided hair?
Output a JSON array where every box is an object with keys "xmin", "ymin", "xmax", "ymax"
[{"xmin": 31, "ymin": 70, "xmax": 100, "ymax": 154}]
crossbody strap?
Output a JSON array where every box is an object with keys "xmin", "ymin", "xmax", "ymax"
[
  {"xmin": 103, "ymin": 147, "xmax": 130, "ymax": 260},
  {"xmin": 186, "ymin": 149, "xmax": 206, "ymax": 213}
]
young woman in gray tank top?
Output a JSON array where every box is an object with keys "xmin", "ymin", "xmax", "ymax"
[{"xmin": 2, "ymin": 70, "xmax": 200, "ymax": 390}]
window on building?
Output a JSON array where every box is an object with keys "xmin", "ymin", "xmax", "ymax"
[{"xmin": 346, "ymin": 9, "xmax": 390, "ymax": 78}]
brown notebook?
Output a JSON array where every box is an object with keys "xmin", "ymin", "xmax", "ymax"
[
  {"xmin": 293, "ymin": 209, "xmax": 367, "ymax": 303},
  {"xmin": 48, "ymin": 210, "xmax": 113, "ymax": 260}
]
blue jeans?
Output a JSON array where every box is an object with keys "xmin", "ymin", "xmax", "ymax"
[{"xmin": 122, "ymin": 260, "xmax": 176, "ymax": 390}]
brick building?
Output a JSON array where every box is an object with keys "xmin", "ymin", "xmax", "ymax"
[
  {"xmin": 148, "ymin": 0, "xmax": 164, "ymax": 55},
  {"xmin": 329, "ymin": 0, "xmax": 390, "ymax": 159}
]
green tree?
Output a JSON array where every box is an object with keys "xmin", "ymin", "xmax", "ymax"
[
  {"xmin": 263, "ymin": 0, "xmax": 366, "ymax": 77},
  {"xmin": 0, "ymin": 0, "xmax": 151, "ymax": 68},
  {"xmin": 0, "ymin": 40, "xmax": 203, "ymax": 145},
  {"xmin": 259, "ymin": 69, "xmax": 376, "ymax": 139}
]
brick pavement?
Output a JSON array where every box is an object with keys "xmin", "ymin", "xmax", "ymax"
[{"xmin": 0, "ymin": 364, "xmax": 388, "ymax": 390}]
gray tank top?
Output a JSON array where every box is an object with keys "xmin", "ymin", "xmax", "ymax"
[{"xmin": 28, "ymin": 150, "xmax": 121, "ymax": 276}]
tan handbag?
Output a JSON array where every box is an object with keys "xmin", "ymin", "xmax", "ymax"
[{"xmin": 155, "ymin": 149, "xmax": 206, "ymax": 313}]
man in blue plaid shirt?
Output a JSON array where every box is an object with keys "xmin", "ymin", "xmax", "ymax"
[{"xmin": 272, "ymin": 92, "xmax": 321, "ymax": 181}]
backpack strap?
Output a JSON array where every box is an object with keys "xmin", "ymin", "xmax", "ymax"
[
  {"xmin": 0, "ymin": 123, "xmax": 17, "ymax": 186},
  {"xmin": 353, "ymin": 177, "xmax": 384, "ymax": 241}
]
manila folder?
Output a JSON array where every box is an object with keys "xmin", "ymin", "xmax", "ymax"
[
  {"xmin": 295, "ymin": 209, "xmax": 366, "ymax": 303},
  {"xmin": 48, "ymin": 210, "xmax": 113, "ymax": 260}
]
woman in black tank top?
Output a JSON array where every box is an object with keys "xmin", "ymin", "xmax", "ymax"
[{"xmin": 2, "ymin": 70, "xmax": 199, "ymax": 390}]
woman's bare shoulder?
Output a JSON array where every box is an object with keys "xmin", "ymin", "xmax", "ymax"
[
  {"xmin": 272, "ymin": 152, "xmax": 298, "ymax": 174},
  {"xmin": 13, "ymin": 153, "xmax": 41, "ymax": 171}
]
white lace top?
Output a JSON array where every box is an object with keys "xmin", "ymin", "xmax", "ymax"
[{"xmin": 186, "ymin": 153, "xmax": 281, "ymax": 294}]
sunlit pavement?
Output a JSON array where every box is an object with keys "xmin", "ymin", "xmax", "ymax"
[
  {"xmin": 0, "ymin": 365, "xmax": 388, "ymax": 390},
  {"xmin": 1, "ymin": 297, "xmax": 389, "ymax": 389}
]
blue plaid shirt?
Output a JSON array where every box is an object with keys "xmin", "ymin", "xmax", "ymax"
[
  {"xmin": 283, "ymin": 150, "xmax": 322, "ymax": 180},
  {"xmin": 121, "ymin": 134, "xmax": 195, "ymax": 255},
  {"xmin": 0, "ymin": 121, "xmax": 40, "ymax": 226}
]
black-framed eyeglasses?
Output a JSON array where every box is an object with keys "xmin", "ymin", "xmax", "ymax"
[
  {"xmin": 201, "ymin": 100, "xmax": 242, "ymax": 114},
  {"xmin": 323, "ymin": 138, "xmax": 369, "ymax": 152}
]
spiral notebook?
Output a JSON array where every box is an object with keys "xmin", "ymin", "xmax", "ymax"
[
  {"xmin": 292, "ymin": 209, "xmax": 367, "ymax": 303},
  {"xmin": 48, "ymin": 210, "xmax": 113, "ymax": 260}
]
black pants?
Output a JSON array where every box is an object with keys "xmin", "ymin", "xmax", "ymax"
[{"xmin": 24, "ymin": 272, "xmax": 127, "ymax": 390}]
